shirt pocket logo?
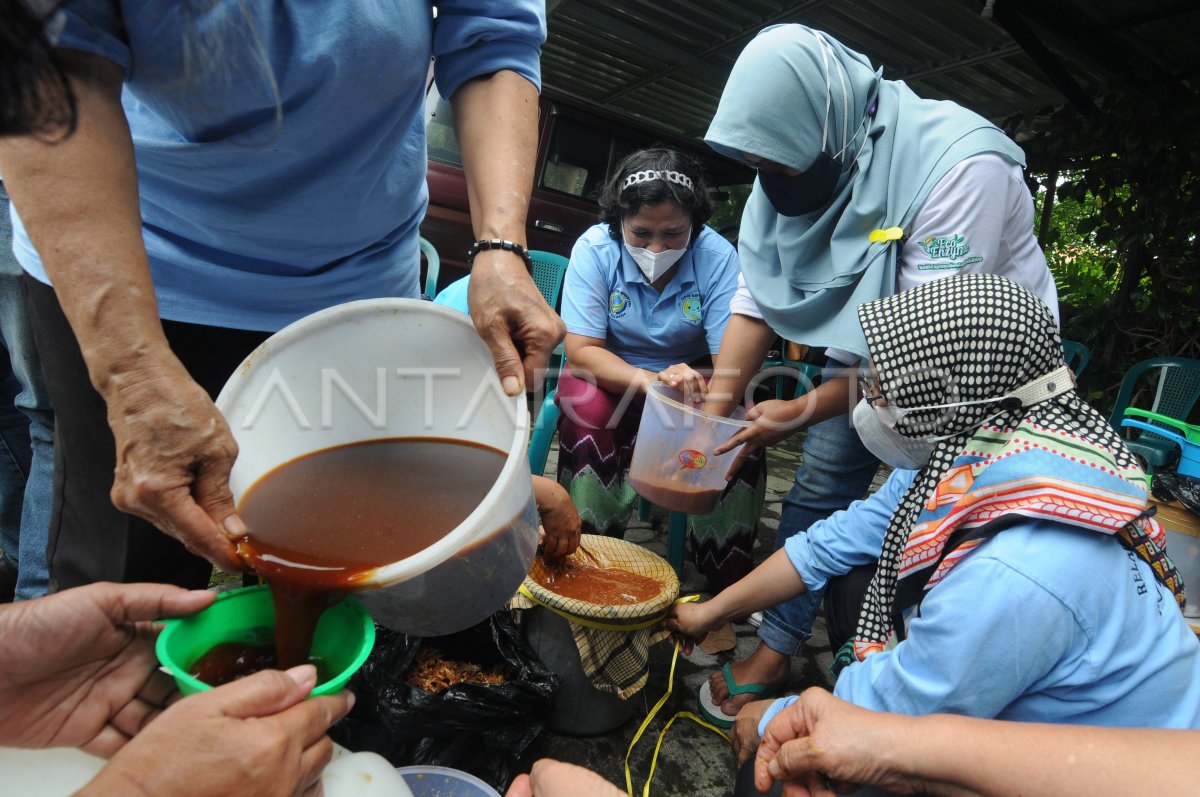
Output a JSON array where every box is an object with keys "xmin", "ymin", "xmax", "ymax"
[
  {"xmin": 609, "ymin": 290, "xmax": 631, "ymax": 319},
  {"xmin": 678, "ymin": 292, "xmax": 703, "ymax": 325}
]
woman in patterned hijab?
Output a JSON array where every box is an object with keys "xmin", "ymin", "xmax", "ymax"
[
  {"xmin": 847, "ymin": 272, "xmax": 1182, "ymax": 663},
  {"xmin": 667, "ymin": 273, "xmax": 1199, "ymax": 743}
]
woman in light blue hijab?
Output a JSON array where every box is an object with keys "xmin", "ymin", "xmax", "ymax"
[
  {"xmin": 706, "ymin": 24, "xmax": 1024, "ymax": 356},
  {"xmin": 697, "ymin": 24, "xmax": 1057, "ymax": 731}
]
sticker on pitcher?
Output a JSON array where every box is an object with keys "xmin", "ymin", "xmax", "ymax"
[{"xmin": 678, "ymin": 449, "xmax": 707, "ymax": 469}]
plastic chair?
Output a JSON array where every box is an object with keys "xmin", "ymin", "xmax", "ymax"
[
  {"xmin": 1108, "ymin": 357, "xmax": 1200, "ymax": 470},
  {"xmin": 757, "ymin": 342, "xmax": 822, "ymax": 400},
  {"xmin": 527, "ymin": 250, "xmax": 569, "ymax": 311},
  {"xmin": 419, "ymin": 237, "xmax": 440, "ymax": 299},
  {"xmin": 528, "ymin": 250, "xmax": 570, "ymax": 394},
  {"xmin": 528, "ymin": 388, "xmax": 559, "ymax": 478},
  {"xmin": 1061, "ymin": 339, "xmax": 1091, "ymax": 378}
]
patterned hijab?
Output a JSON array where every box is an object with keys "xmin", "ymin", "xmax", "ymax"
[
  {"xmin": 705, "ymin": 25, "xmax": 1025, "ymax": 359},
  {"xmin": 845, "ymin": 274, "xmax": 1184, "ymax": 665}
]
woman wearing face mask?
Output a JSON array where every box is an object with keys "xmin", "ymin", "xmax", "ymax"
[
  {"xmin": 695, "ymin": 24, "xmax": 1061, "ymax": 726},
  {"xmin": 666, "ymin": 275, "xmax": 1200, "ymax": 765},
  {"xmin": 555, "ymin": 147, "xmax": 764, "ymax": 592}
]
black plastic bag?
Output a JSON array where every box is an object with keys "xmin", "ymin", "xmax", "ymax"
[
  {"xmin": 332, "ymin": 611, "xmax": 558, "ymax": 791},
  {"xmin": 1152, "ymin": 469, "xmax": 1200, "ymax": 516}
]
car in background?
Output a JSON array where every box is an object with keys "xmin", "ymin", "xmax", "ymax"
[{"xmin": 420, "ymin": 87, "xmax": 755, "ymax": 302}]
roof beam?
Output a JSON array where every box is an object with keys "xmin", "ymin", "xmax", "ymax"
[
  {"xmin": 600, "ymin": 0, "xmax": 835, "ymax": 103},
  {"xmin": 558, "ymin": 4, "xmax": 729, "ymax": 87},
  {"xmin": 897, "ymin": 42, "xmax": 1025, "ymax": 81},
  {"xmin": 980, "ymin": 0, "xmax": 1100, "ymax": 116}
]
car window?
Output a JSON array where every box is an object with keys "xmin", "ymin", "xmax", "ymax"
[
  {"xmin": 425, "ymin": 88, "xmax": 463, "ymax": 168},
  {"xmin": 539, "ymin": 116, "xmax": 614, "ymax": 201}
]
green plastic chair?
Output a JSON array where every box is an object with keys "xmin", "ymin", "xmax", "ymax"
[
  {"xmin": 1061, "ymin": 339, "xmax": 1091, "ymax": 378},
  {"xmin": 528, "ymin": 250, "xmax": 570, "ymax": 395},
  {"xmin": 1108, "ymin": 357, "xmax": 1200, "ymax": 470},
  {"xmin": 527, "ymin": 250, "xmax": 569, "ymax": 311},
  {"xmin": 419, "ymin": 237, "xmax": 440, "ymax": 299}
]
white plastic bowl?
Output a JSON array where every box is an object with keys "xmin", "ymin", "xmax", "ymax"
[{"xmin": 216, "ymin": 299, "xmax": 539, "ymax": 635}]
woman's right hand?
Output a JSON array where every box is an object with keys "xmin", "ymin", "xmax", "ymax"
[{"xmin": 655, "ymin": 363, "xmax": 707, "ymax": 404}]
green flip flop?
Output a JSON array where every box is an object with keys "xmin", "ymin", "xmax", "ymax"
[{"xmin": 696, "ymin": 662, "xmax": 782, "ymax": 729}]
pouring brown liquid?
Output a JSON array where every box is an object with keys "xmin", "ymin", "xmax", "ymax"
[{"xmin": 188, "ymin": 437, "xmax": 507, "ymax": 684}]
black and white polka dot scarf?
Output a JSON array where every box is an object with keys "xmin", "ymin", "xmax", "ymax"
[{"xmin": 843, "ymin": 273, "xmax": 1181, "ymax": 665}]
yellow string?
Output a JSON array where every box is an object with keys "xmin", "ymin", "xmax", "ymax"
[
  {"xmin": 516, "ymin": 584, "xmax": 667, "ymax": 631},
  {"xmin": 624, "ymin": 595, "xmax": 730, "ymax": 797}
]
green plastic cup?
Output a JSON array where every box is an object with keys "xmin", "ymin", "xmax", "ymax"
[{"xmin": 156, "ymin": 584, "xmax": 375, "ymax": 697}]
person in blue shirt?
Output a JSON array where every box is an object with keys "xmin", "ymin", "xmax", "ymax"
[
  {"xmin": 666, "ymin": 275, "xmax": 1200, "ymax": 740},
  {"xmin": 0, "ymin": 1, "xmax": 564, "ymax": 591},
  {"xmin": 555, "ymin": 147, "xmax": 765, "ymax": 592}
]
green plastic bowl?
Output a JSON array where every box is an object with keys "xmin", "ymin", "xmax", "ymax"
[{"xmin": 156, "ymin": 584, "xmax": 375, "ymax": 697}]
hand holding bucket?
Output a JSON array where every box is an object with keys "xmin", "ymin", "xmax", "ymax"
[
  {"xmin": 628, "ymin": 383, "xmax": 751, "ymax": 515},
  {"xmin": 215, "ymin": 299, "xmax": 540, "ymax": 635}
]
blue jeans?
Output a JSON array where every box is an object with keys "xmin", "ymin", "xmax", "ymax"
[
  {"xmin": 0, "ymin": 186, "xmax": 53, "ymax": 600},
  {"xmin": 757, "ymin": 400, "xmax": 880, "ymax": 655}
]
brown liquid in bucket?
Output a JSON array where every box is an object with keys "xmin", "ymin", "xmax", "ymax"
[
  {"xmin": 195, "ymin": 437, "xmax": 507, "ymax": 684},
  {"xmin": 627, "ymin": 473, "xmax": 723, "ymax": 515}
]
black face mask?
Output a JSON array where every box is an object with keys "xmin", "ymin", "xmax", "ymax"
[{"xmin": 757, "ymin": 152, "xmax": 843, "ymax": 217}]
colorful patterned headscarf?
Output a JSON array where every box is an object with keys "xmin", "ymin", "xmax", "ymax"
[{"xmin": 845, "ymin": 274, "xmax": 1183, "ymax": 665}]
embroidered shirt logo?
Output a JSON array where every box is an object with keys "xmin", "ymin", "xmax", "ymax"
[
  {"xmin": 609, "ymin": 290, "xmax": 631, "ymax": 319},
  {"xmin": 916, "ymin": 234, "xmax": 983, "ymax": 270},
  {"xmin": 678, "ymin": 449, "xmax": 707, "ymax": 469},
  {"xmin": 678, "ymin": 292, "xmax": 703, "ymax": 325}
]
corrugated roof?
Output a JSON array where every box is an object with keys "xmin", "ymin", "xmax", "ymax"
[{"xmin": 541, "ymin": 0, "xmax": 1200, "ymax": 145}]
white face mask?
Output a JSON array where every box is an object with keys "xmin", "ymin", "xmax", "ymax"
[
  {"xmin": 853, "ymin": 398, "xmax": 938, "ymax": 470},
  {"xmin": 624, "ymin": 239, "xmax": 688, "ymax": 282},
  {"xmin": 853, "ymin": 364, "xmax": 1076, "ymax": 470}
]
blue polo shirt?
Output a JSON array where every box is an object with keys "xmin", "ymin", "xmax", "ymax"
[
  {"xmin": 559, "ymin": 224, "xmax": 739, "ymax": 372},
  {"xmin": 11, "ymin": 0, "xmax": 545, "ymax": 332}
]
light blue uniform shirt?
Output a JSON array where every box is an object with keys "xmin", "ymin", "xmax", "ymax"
[
  {"xmin": 559, "ymin": 224, "xmax": 739, "ymax": 372},
  {"xmin": 432, "ymin": 276, "xmax": 472, "ymax": 315},
  {"xmin": 761, "ymin": 468, "xmax": 1200, "ymax": 729},
  {"xmin": 11, "ymin": 1, "xmax": 544, "ymax": 332}
]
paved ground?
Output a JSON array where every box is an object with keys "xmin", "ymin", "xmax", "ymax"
[{"xmin": 524, "ymin": 427, "xmax": 889, "ymax": 796}]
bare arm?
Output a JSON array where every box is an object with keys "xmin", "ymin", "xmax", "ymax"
[
  {"xmin": 564, "ymin": 333, "xmax": 655, "ymax": 396},
  {"xmin": 704, "ymin": 314, "xmax": 777, "ymax": 416},
  {"xmin": 564, "ymin": 333, "xmax": 708, "ymax": 401},
  {"xmin": 757, "ymin": 688, "xmax": 1200, "ymax": 797},
  {"xmin": 0, "ymin": 51, "xmax": 244, "ymax": 570},
  {"xmin": 455, "ymin": 70, "xmax": 565, "ymax": 395},
  {"xmin": 663, "ymin": 547, "xmax": 806, "ymax": 642}
]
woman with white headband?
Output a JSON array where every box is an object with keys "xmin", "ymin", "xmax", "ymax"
[
  {"xmin": 556, "ymin": 147, "xmax": 764, "ymax": 592},
  {"xmin": 696, "ymin": 23, "xmax": 1060, "ymax": 727}
]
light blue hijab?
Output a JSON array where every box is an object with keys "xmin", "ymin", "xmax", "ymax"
[{"xmin": 706, "ymin": 25, "xmax": 1026, "ymax": 358}]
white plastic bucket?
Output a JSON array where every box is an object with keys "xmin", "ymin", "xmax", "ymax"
[
  {"xmin": 216, "ymin": 299, "xmax": 538, "ymax": 636},
  {"xmin": 627, "ymin": 383, "xmax": 751, "ymax": 515}
]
